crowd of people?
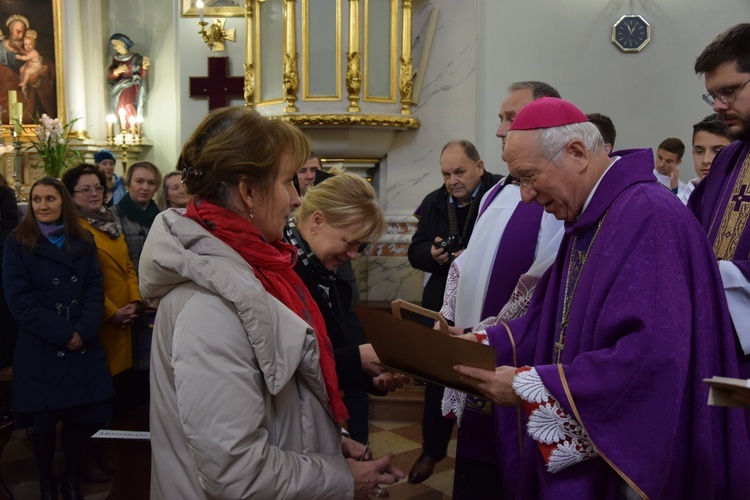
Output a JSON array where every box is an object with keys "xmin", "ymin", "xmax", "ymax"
[{"xmin": 1, "ymin": 20, "xmax": 750, "ymax": 500}]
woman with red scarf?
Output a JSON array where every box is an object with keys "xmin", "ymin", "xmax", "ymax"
[{"xmin": 141, "ymin": 107, "xmax": 404, "ymax": 499}]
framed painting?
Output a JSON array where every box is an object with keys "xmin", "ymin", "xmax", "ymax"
[
  {"xmin": 182, "ymin": 0, "xmax": 246, "ymax": 18},
  {"xmin": 0, "ymin": 0, "xmax": 64, "ymax": 127}
]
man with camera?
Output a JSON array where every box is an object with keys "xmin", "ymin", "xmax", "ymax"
[{"xmin": 406, "ymin": 139, "xmax": 501, "ymax": 484}]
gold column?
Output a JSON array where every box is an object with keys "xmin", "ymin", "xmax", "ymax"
[
  {"xmin": 283, "ymin": 0, "xmax": 299, "ymax": 112},
  {"xmin": 244, "ymin": 0, "xmax": 256, "ymax": 107},
  {"xmin": 399, "ymin": 0, "xmax": 414, "ymax": 115},
  {"xmin": 346, "ymin": 0, "xmax": 361, "ymax": 112}
]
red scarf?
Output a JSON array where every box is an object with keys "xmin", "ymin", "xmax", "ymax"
[{"xmin": 185, "ymin": 198, "xmax": 348, "ymax": 423}]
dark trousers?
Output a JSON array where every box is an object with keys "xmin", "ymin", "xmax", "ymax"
[
  {"xmin": 452, "ymin": 455, "xmax": 504, "ymax": 500},
  {"xmin": 420, "ymin": 382, "xmax": 454, "ymax": 459},
  {"xmin": 344, "ymin": 388, "xmax": 370, "ymax": 445}
]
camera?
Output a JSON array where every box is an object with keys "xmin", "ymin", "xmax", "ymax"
[{"xmin": 434, "ymin": 235, "xmax": 463, "ymax": 255}]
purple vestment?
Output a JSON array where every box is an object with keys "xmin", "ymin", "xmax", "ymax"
[
  {"xmin": 487, "ymin": 148, "xmax": 750, "ymax": 499},
  {"xmin": 688, "ymin": 140, "xmax": 750, "ymax": 280}
]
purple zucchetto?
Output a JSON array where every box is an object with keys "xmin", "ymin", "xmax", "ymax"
[{"xmin": 509, "ymin": 97, "xmax": 589, "ymax": 131}]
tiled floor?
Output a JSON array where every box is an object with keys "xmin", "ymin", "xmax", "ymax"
[
  {"xmin": 368, "ymin": 419, "xmax": 456, "ymax": 499},
  {"xmin": 1, "ymin": 418, "xmax": 455, "ymax": 499}
]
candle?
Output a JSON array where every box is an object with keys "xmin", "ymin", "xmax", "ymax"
[
  {"xmin": 128, "ymin": 115, "xmax": 136, "ymax": 136},
  {"xmin": 13, "ymin": 102, "xmax": 22, "ymax": 134},
  {"xmin": 118, "ymin": 107, "xmax": 126, "ymax": 132},
  {"xmin": 136, "ymin": 115, "xmax": 144, "ymax": 137},
  {"xmin": 197, "ymin": 0, "xmax": 204, "ymax": 24},
  {"xmin": 7, "ymin": 90, "xmax": 16, "ymax": 122},
  {"xmin": 106, "ymin": 114, "xmax": 116, "ymax": 140}
]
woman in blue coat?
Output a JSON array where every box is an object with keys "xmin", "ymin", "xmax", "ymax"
[{"xmin": 2, "ymin": 178, "xmax": 113, "ymax": 500}]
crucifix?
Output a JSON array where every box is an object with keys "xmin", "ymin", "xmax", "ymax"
[{"xmin": 189, "ymin": 57, "xmax": 245, "ymax": 111}]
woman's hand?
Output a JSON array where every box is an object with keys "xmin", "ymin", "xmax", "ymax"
[
  {"xmin": 67, "ymin": 332, "xmax": 83, "ymax": 350},
  {"xmin": 342, "ymin": 436, "xmax": 370, "ymax": 461},
  {"xmin": 348, "ymin": 454, "xmax": 405, "ymax": 499},
  {"xmin": 360, "ymin": 344, "xmax": 385, "ymax": 377},
  {"xmin": 111, "ymin": 303, "xmax": 138, "ymax": 328},
  {"xmin": 372, "ymin": 372, "xmax": 410, "ymax": 392}
]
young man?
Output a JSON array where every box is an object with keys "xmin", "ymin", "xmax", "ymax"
[
  {"xmin": 677, "ymin": 114, "xmax": 731, "ymax": 204},
  {"xmin": 653, "ymin": 137, "xmax": 685, "ymax": 193},
  {"xmin": 689, "ymin": 23, "xmax": 750, "ymax": 384}
]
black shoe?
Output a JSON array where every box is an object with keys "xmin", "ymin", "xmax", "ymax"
[
  {"xmin": 408, "ymin": 454, "xmax": 441, "ymax": 484},
  {"xmin": 60, "ymin": 474, "xmax": 84, "ymax": 500},
  {"xmin": 39, "ymin": 476, "xmax": 56, "ymax": 500}
]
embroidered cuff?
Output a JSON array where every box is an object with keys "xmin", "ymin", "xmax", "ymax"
[{"xmin": 513, "ymin": 366, "xmax": 599, "ymax": 473}]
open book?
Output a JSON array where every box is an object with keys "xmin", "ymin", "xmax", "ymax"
[{"xmin": 703, "ymin": 376, "xmax": 750, "ymax": 408}]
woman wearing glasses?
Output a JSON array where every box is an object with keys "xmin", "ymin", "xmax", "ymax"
[{"xmin": 61, "ymin": 165, "xmax": 141, "ymax": 391}]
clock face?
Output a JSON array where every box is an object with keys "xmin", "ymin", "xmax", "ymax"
[{"xmin": 612, "ymin": 15, "xmax": 651, "ymax": 53}]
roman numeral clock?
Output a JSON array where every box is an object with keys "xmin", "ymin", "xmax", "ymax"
[{"xmin": 612, "ymin": 15, "xmax": 651, "ymax": 53}]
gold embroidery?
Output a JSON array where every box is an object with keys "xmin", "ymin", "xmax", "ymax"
[{"xmin": 712, "ymin": 152, "xmax": 750, "ymax": 260}]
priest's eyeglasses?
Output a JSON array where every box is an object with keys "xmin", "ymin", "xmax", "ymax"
[
  {"xmin": 515, "ymin": 157, "xmax": 555, "ymax": 188},
  {"xmin": 74, "ymin": 185, "xmax": 104, "ymax": 197},
  {"xmin": 702, "ymin": 78, "xmax": 750, "ymax": 107}
]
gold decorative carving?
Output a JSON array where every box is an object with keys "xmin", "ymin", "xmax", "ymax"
[
  {"xmin": 399, "ymin": 57, "xmax": 413, "ymax": 113},
  {"xmin": 270, "ymin": 113, "xmax": 420, "ymax": 129},
  {"xmin": 399, "ymin": 0, "xmax": 413, "ymax": 114},
  {"xmin": 346, "ymin": 52, "xmax": 362, "ymax": 112},
  {"xmin": 283, "ymin": 53, "xmax": 299, "ymax": 112},
  {"xmin": 244, "ymin": 63, "xmax": 256, "ymax": 106},
  {"xmin": 244, "ymin": 0, "xmax": 255, "ymax": 107}
]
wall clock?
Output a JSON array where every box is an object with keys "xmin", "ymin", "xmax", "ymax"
[{"xmin": 612, "ymin": 15, "xmax": 651, "ymax": 53}]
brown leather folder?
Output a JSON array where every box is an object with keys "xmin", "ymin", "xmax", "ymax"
[{"xmin": 355, "ymin": 300, "xmax": 497, "ymax": 395}]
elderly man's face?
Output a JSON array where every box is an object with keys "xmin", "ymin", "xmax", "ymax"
[
  {"xmin": 505, "ymin": 131, "xmax": 584, "ymax": 223},
  {"xmin": 8, "ymin": 20, "xmax": 25, "ymax": 48},
  {"xmin": 440, "ymin": 143, "xmax": 485, "ymax": 206},
  {"xmin": 496, "ymin": 88, "xmax": 535, "ymax": 160}
]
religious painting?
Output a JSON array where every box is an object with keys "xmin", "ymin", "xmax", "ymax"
[
  {"xmin": 182, "ymin": 0, "xmax": 246, "ymax": 18},
  {"xmin": 0, "ymin": 0, "xmax": 63, "ymax": 126}
]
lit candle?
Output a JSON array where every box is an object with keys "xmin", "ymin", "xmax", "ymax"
[
  {"xmin": 13, "ymin": 102, "xmax": 22, "ymax": 134},
  {"xmin": 197, "ymin": 0, "xmax": 204, "ymax": 24},
  {"xmin": 7, "ymin": 90, "xmax": 16, "ymax": 122},
  {"xmin": 106, "ymin": 114, "xmax": 116, "ymax": 140},
  {"xmin": 128, "ymin": 115, "xmax": 137, "ymax": 136},
  {"xmin": 136, "ymin": 114, "xmax": 144, "ymax": 137},
  {"xmin": 118, "ymin": 107, "xmax": 126, "ymax": 132}
]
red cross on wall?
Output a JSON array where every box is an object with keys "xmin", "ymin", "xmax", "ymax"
[{"xmin": 189, "ymin": 57, "xmax": 245, "ymax": 110}]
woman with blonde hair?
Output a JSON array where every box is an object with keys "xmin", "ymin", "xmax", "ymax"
[
  {"xmin": 141, "ymin": 107, "xmax": 403, "ymax": 499},
  {"xmin": 286, "ymin": 173, "xmax": 408, "ymax": 447}
]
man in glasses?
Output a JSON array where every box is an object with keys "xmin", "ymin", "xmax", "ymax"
[
  {"xmin": 689, "ymin": 23, "xmax": 750, "ymax": 384},
  {"xmin": 454, "ymin": 96, "xmax": 749, "ymax": 498}
]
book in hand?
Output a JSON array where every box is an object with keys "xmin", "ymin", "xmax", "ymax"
[
  {"xmin": 355, "ymin": 300, "xmax": 496, "ymax": 395},
  {"xmin": 703, "ymin": 376, "xmax": 750, "ymax": 408}
]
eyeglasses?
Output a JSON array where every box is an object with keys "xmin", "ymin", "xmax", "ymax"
[
  {"xmin": 702, "ymin": 78, "xmax": 750, "ymax": 107},
  {"xmin": 514, "ymin": 157, "xmax": 556, "ymax": 188},
  {"xmin": 74, "ymin": 185, "xmax": 104, "ymax": 197}
]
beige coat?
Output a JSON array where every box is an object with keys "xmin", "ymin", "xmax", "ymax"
[{"xmin": 140, "ymin": 210, "xmax": 354, "ymax": 500}]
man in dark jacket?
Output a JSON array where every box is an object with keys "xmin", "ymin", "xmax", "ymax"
[{"xmin": 406, "ymin": 139, "xmax": 502, "ymax": 483}]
